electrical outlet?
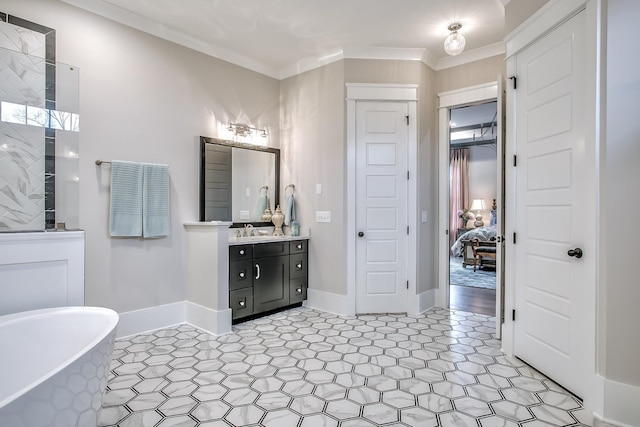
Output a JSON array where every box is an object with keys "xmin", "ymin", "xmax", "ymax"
[
  {"xmin": 316, "ymin": 211, "xmax": 331, "ymax": 223},
  {"xmin": 239, "ymin": 210, "xmax": 250, "ymax": 220}
]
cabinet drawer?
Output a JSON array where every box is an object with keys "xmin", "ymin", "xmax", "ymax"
[
  {"xmin": 290, "ymin": 278, "xmax": 307, "ymax": 304},
  {"xmin": 289, "ymin": 240, "xmax": 308, "ymax": 254},
  {"xmin": 290, "ymin": 253, "xmax": 307, "ymax": 279},
  {"xmin": 229, "ymin": 245, "xmax": 253, "ymax": 261},
  {"xmin": 229, "ymin": 260, "xmax": 253, "ymax": 290},
  {"xmin": 230, "ymin": 288, "xmax": 253, "ymax": 320},
  {"xmin": 254, "ymin": 241, "xmax": 289, "ymax": 258}
]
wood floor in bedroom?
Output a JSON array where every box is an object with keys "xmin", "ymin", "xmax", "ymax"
[{"xmin": 450, "ymin": 284, "xmax": 496, "ymax": 316}]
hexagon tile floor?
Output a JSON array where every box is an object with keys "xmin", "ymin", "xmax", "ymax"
[{"xmin": 98, "ymin": 307, "xmax": 594, "ymax": 427}]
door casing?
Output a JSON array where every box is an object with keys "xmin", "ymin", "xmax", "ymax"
[
  {"xmin": 436, "ymin": 82, "xmax": 500, "ymax": 315},
  {"xmin": 346, "ymin": 83, "xmax": 419, "ymax": 315}
]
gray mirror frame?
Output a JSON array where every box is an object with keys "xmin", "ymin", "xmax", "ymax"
[{"xmin": 199, "ymin": 136, "xmax": 280, "ymax": 228}]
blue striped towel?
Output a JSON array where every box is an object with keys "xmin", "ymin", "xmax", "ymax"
[
  {"xmin": 284, "ymin": 193, "xmax": 296, "ymax": 226},
  {"xmin": 142, "ymin": 163, "xmax": 170, "ymax": 237},
  {"xmin": 109, "ymin": 161, "xmax": 143, "ymax": 237}
]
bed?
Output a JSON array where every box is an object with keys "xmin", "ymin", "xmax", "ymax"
[{"xmin": 451, "ymin": 225, "xmax": 497, "ymax": 268}]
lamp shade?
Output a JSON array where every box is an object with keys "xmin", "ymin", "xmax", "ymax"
[{"xmin": 470, "ymin": 199, "xmax": 486, "ymax": 211}]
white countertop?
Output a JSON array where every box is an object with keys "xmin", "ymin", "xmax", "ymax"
[{"xmin": 228, "ymin": 227, "xmax": 309, "ymax": 245}]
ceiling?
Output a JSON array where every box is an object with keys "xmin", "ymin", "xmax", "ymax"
[{"xmin": 61, "ymin": 0, "xmax": 507, "ymax": 80}]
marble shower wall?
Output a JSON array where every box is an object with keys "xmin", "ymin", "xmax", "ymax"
[{"xmin": 0, "ymin": 13, "xmax": 79, "ymax": 231}]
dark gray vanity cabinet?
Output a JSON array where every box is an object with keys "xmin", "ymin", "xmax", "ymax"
[{"xmin": 229, "ymin": 239, "xmax": 308, "ymax": 321}]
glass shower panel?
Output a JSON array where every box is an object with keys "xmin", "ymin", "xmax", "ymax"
[{"xmin": 0, "ymin": 46, "xmax": 79, "ymax": 231}]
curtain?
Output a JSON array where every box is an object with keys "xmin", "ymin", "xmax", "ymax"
[{"xmin": 450, "ymin": 148, "xmax": 469, "ymax": 249}]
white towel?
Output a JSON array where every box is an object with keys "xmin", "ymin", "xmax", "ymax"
[
  {"xmin": 109, "ymin": 161, "xmax": 143, "ymax": 237},
  {"xmin": 284, "ymin": 194, "xmax": 297, "ymax": 226},
  {"xmin": 142, "ymin": 163, "xmax": 170, "ymax": 238}
]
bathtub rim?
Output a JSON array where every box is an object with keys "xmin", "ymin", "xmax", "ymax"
[{"xmin": 0, "ymin": 306, "xmax": 119, "ymax": 408}]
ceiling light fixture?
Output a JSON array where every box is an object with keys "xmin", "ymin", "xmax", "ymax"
[{"xmin": 444, "ymin": 23, "xmax": 466, "ymax": 56}]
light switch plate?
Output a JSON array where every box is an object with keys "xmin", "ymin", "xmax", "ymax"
[
  {"xmin": 316, "ymin": 211, "xmax": 331, "ymax": 223},
  {"xmin": 316, "ymin": 184, "xmax": 322, "ymax": 195},
  {"xmin": 421, "ymin": 211, "xmax": 428, "ymax": 223}
]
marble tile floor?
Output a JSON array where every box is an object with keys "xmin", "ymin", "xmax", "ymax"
[{"xmin": 98, "ymin": 307, "xmax": 593, "ymax": 427}]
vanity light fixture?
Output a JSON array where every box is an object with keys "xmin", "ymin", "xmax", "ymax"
[
  {"xmin": 444, "ymin": 23, "xmax": 466, "ymax": 56},
  {"xmin": 227, "ymin": 122, "xmax": 268, "ymax": 138}
]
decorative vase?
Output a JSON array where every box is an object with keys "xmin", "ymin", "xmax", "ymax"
[
  {"xmin": 262, "ymin": 207, "xmax": 272, "ymax": 222},
  {"xmin": 271, "ymin": 205, "xmax": 284, "ymax": 236},
  {"xmin": 461, "ymin": 219, "xmax": 467, "ymax": 228}
]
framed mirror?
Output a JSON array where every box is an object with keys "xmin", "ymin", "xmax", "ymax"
[{"xmin": 199, "ymin": 136, "xmax": 280, "ymax": 227}]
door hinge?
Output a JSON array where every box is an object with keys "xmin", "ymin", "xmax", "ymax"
[
  {"xmin": 407, "ymin": 170, "xmax": 410, "ymax": 180},
  {"xmin": 513, "ymin": 155, "xmax": 517, "ymax": 167},
  {"xmin": 406, "ymin": 280, "xmax": 409, "ymax": 290},
  {"xmin": 405, "ymin": 115, "xmax": 409, "ymax": 125},
  {"xmin": 513, "ymin": 232, "xmax": 517, "ymax": 244},
  {"xmin": 512, "ymin": 309, "xmax": 516, "ymax": 321},
  {"xmin": 407, "ymin": 226, "xmax": 410, "ymax": 235},
  {"xmin": 509, "ymin": 76, "xmax": 517, "ymax": 90},
  {"xmin": 445, "ymin": 229, "xmax": 449, "ymax": 235}
]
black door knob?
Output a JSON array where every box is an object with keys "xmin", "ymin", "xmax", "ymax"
[
  {"xmin": 358, "ymin": 232, "xmax": 365, "ymax": 237},
  {"xmin": 567, "ymin": 248, "xmax": 583, "ymax": 258}
]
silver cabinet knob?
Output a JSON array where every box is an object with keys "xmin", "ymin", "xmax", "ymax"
[
  {"xmin": 297, "ymin": 263, "xmax": 302, "ymax": 269},
  {"xmin": 297, "ymin": 244, "xmax": 302, "ymax": 249},
  {"xmin": 239, "ymin": 249, "xmax": 245, "ymax": 255},
  {"xmin": 296, "ymin": 288, "xmax": 302, "ymax": 293},
  {"xmin": 239, "ymin": 272, "xmax": 245, "ymax": 278},
  {"xmin": 239, "ymin": 300, "xmax": 245, "ymax": 307}
]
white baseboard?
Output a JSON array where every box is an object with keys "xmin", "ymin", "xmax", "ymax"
[
  {"xmin": 117, "ymin": 301, "xmax": 186, "ymax": 338},
  {"xmin": 117, "ymin": 301, "xmax": 233, "ymax": 338},
  {"xmin": 593, "ymin": 375, "xmax": 640, "ymax": 427},
  {"xmin": 305, "ymin": 288, "xmax": 354, "ymax": 316},
  {"xmin": 305, "ymin": 288, "xmax": 435, "ymax": 317},
  {"xmin": 185, "ymin": 301, "xmax": 232, "ymax": 336}
]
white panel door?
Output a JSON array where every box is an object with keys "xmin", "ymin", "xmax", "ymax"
[
  {"xmin": 513, "ymin": 10, "xmax": 594, "ymax": 397},
  {"xmin": 355, "ymin": 101, "xmax": 408, "ymax": 314}
]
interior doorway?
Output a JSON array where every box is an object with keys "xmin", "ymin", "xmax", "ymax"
[
  {"xmin": 448, "ymin": 102, "xmax": 498, "ymax": 316},
  {"xmin": 437, "ymin": 80, "xmax": 505, "ymax": 335}
]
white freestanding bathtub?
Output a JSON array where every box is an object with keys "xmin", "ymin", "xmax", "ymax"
[{"xmin": 0, "ymin": 306, "xmax": 119, "ymax": 427}]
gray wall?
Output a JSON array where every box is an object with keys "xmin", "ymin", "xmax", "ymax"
[
  {"xmin": 603, "ymin": 0, "xmax": 640, "ymax": 388},
  {"xmin": 280, "ymin": 61, "xmax": 347, "ymax": 296},
  {"xmin": 2, "ymin": 0, "xmax": 281, "ymax": 313},
  {"xmin": 280, "ymin": 58, "xmax": 440, "ymax": 297},
  {"xmin": 436, "ymin": 55, "xmax": 506, "ymax": 94},
  {"xmin": 505, "ymin": 0, "xmax": 551, "ymax": 34}
]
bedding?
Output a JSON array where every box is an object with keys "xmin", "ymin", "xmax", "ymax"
[{"xmin": 451, "ymin": 225, "xmax": 497, "ymax": 256}]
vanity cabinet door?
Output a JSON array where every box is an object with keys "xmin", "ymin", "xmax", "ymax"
[
  {"xmin": 253, "ymin": 255, "xmax": 290, "ymax": 313},
  {"xmin": 230, "ymin": 245, "xmax": 253, "ymax": 261},
  {"xmin": 230, "ymin": 288, "xmax": 253, "ymax": 320},
  {"xmin": 290, "ymin": 252, "xmax": 307, "ymax": 279},
  {"xmin": 290, "ymin": 278, "xmax": 307, "ymax": 304},
  {"xmin": 289, "ymin": 240, "xmax": 307, "ymax": 254},
  {"xmin": 229, "ymin": 260, "xmax": 253, "ymax": 290}
]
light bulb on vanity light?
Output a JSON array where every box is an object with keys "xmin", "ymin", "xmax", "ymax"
[{"xmin": 444, "ymin": 23, "xmax": 466, "ymax": 56}]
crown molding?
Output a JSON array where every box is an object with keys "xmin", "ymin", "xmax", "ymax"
[
  {"xmin": 432, "ymin": 41, "xmax": 506, "ymax": 70},
  {"xmin": 60, "ymin": 0, "xmax": 282, "ymax": 79}
]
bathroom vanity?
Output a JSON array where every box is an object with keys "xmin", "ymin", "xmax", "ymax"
[{"xmin": 229, "ymin": 237, "xmax": 308, "ymax": 321}]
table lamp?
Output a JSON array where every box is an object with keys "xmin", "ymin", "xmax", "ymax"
[{"xmin": 470, "ymin": 199, "xmax": 486, "ymax": 227}]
